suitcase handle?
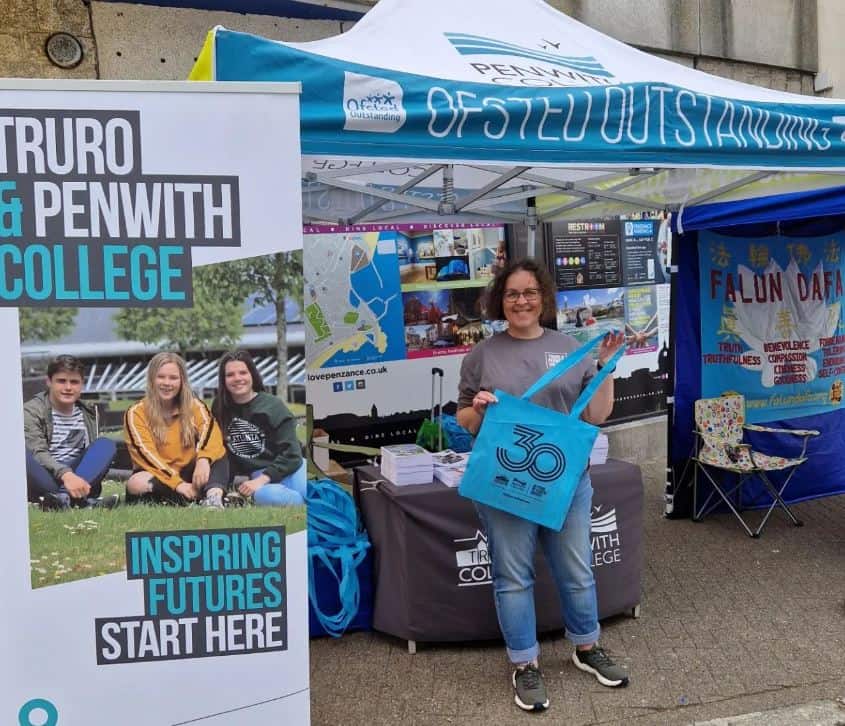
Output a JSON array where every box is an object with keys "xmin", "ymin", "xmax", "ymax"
[{"xmin": 430, "ymin": 368, "xmax": 445, "ymax": 450}]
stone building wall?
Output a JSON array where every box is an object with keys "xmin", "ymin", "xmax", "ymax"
[
  {"xmin": 0, "ymin": 0, "xmax": 823, "ymax": 96},
  {"xmin": 1, "ymin": 0, "xmax": 97, "ymax": 79}
]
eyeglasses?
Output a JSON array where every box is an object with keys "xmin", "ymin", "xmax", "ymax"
[{"xmin": 503, "ymin": 288, "xmax": 540, "ymax": 303}]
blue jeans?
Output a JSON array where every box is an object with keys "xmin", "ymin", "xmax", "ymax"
[
  {"xmin": 252, "ymin": 459, "xmax": 307, "ymax": 507},
  {"xmin": 476, "ymin": 471, "xmax": 598, "ymax": 664},
  {"xmin": 26, "ymin": 437, "xmax": 117, "ymax": 502}
]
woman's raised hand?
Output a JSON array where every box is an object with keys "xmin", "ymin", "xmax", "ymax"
[
  {"xmin": 598, "ymin": 330, "xmax": 626, "ymax": 366},
  {"xmin": 472, "ymin": 390, "xmax": 498, "ymax": 414}
]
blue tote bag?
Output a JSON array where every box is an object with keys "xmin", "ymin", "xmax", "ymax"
[
  {"xmin": 458, "ymin": 336, "xmax": 625, "ymax": 530},
  {"xmin": 306, "ymin": 478, "xmax": 371, "ymax": 637}
]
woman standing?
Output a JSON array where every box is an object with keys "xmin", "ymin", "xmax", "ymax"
[
  {"xmin": 124, "ymin": 352, "xmax": 228, "ymax": 506},
  {"xmin": 457, "ymin": 258, "xmax": 628, "ymax": 713},
  {"xmin": 213, "ymin": 351, "xmax": 306, "ymax": 506}
]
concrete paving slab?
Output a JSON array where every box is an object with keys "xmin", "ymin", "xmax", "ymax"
[{"xmin": 693, "ymin": 699, "xmax": 845, "ymax": 725}]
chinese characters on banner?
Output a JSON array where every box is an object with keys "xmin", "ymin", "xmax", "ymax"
[{"xmin": 699, "ymin": 231, "xmax": 845, "ymax": 423}]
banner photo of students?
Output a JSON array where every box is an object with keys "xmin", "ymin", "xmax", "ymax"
[
  {"xmin": 304, "ymin": 222, "xmax": 506, "ymax": 453},
  {"xmin": 699, "ymin": 231, "xmax": 845, "ymax": 423},
  {"xmin": 1, "ymin": 80, "xmax": 309, "ymax": 726}
]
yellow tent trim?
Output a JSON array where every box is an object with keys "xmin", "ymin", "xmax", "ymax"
[{"xmin": 188, "ymin": 30, "xmax": 216, "ymax": 81}]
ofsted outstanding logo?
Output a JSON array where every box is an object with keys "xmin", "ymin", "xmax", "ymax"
[{"xmin": 342, "ymin": 71, "xmax": 407, "ymax": 133}]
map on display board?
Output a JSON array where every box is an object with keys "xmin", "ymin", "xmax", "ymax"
[
  {"xmin": 304, "ymin": 230, "xmax": 405, "ymax": 368},
  {"xmin": 548, "ymin": 216, "xmax": 671, "ymax": 423},
  {"xmin": 699, "ymin": 230, "xmax": 845, "ymax": 423},
  {"xmin": 304, "ymin": 223, "xmax": 507, "ymax": 452}
]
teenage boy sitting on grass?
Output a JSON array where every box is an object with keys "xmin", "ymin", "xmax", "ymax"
[{"xmin": 24, "ymin": 355, "xmax": 119, "ymax": 510}]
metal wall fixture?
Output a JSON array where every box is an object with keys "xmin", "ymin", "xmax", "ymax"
[{"xmin": 44, "ymin": 32, "xmax": 84, "ymax": 69}]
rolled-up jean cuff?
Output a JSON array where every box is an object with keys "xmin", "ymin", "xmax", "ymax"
[
  {"xmin": 566, "ymin": 625, "xmax": 600, "ymax": 647},
  {"xmin": 506, "ymin": 642, "xmax": 539, "ymax": 665}
]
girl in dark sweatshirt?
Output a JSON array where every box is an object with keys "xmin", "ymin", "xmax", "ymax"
[{"xmin": 213, "ymin": 351, "xmax": 306, "ymax": 506}]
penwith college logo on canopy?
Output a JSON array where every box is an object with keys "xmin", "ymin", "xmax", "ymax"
[
  {"xmin": 445, "ymin": 33, "xmax": 616, "ymax": 86},
  {"xmin": 342, "ymin": 71, "xmax": 407, "ymax": 133}
]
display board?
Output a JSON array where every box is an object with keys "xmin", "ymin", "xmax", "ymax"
[
  {"xmin": 548, "ymin": 216, "xmax": 671, "ymax": 423},
  {"xmin": 1, "ymin": 80, "xmax": 309, "ymax": 726},
  {"xmin": 304, "ymin": 222, "xmax": 507, "ymax": 450},
  {"xmin": 698, "ymin": 230, "xmax": 845, "ymax": 422}
]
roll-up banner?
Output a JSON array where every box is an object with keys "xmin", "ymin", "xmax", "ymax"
[{"xmin": 1, "ymin": 80, "xmax": 310, "ymax": 726}]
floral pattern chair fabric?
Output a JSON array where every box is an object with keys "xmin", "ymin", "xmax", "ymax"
[{"xmin": 692, "ymin": 394, "xmax": 819, "ymax": 537}]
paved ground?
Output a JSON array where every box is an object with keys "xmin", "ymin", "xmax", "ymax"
[{"xmin": 309, "ymin": 460, "xmax": 845, "ymax": 725}]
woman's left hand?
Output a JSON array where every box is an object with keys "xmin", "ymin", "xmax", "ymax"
[
  {"xmin": 238, "ymin": 477, "xmax": 266, "ymax": 496},
  {"xmin": 597, "ymin": 330, "xmax": 626, "ymax": 367},
  {"xmin": 192, "ymin": 457, "xmax": 211, "ymax": 487}
]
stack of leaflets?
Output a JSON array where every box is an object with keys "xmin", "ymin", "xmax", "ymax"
[
  {"xmin": 432, "ymin": 450, "xmax": 469, "ymax": 488},
  {"xmin": 590, "ymin": 433, "xmax": 609, "ymax": 466},
  {"xmin": 380, "ymin": 443, "xmax": 434, "ymax": 486}
]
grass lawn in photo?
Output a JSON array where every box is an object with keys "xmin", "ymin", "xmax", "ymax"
[{"xmin": 28, "ymin": 480, "xmax": 306, "ymax": 589}]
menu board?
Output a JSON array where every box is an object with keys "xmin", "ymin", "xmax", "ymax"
[{"xmin": 551, "ymin": 220, "xmax": 622, "ymax": 289}]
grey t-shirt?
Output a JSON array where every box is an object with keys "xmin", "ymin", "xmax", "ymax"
[
  {"xmin": 49, "ymin": 407, "xmax": 89, "ymax": 465},
  {"xmin": 458, "ymin": 329, "xmax": 596, "ymax": 415}
]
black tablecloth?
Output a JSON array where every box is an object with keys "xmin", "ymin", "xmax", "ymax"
[{"xmin": 354, "ymin": 459, "xmax": 643, "ymax": 643}]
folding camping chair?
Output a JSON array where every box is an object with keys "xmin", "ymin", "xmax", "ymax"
[{"xmin": 692, "ymin": 395, "xmax": 819, "ymax": 538}]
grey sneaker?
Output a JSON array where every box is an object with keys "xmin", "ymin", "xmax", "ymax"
[
  {"xmin": 512, "ymin": 663, "xmax": 549, "ymax": 712},
  {"xmin": 224, "ymin": 492, "xmax": 247, "ymax": 508},
  {"xmin": 40, "ymin": 492, "xmax": 71, "ymax": 511},
  {"xmin": 202, "ymin": 491, "xmax": 225, "ymax": 509},
  {"xmin": 84, "ymin": 494, "xmax": 120, "ymax": 510},
  {"xmin": 572, "ymin": 646, "xmax": 629, "ymax": 687}
]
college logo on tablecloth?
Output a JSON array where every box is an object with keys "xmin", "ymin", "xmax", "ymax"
[
  {"xmin": 453, "ymin": 530, "xmax": 492, "ymax": 587},
  {"xmin": 591, "ymin": 504, "xmax": 622, "ymax": 567}
]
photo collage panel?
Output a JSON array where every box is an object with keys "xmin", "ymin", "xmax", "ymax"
[{"xmin": 398, "ymin": 226, "xmax": 507, "ymax": 291}]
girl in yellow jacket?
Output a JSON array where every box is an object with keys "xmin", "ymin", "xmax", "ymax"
[{"xmin": 124, "ymin": 352, "xmax": 229, "ymax": 507}]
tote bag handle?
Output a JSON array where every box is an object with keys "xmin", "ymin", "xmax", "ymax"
[
  {"xmin": 569, "ymin": 344, "xmax": 627, "ymax": 419},
  {"xmin": 308, "ymin": 540, "xmax": 370, "ymax": 637},
  {"xmin": 521, "ymin": 335, "xmax": 603, "ymax": 401},
  {"xmin": 520, "ymin": 334, "xmax": 626, "ymax": 418}
]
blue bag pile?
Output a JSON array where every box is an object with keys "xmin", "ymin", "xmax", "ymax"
[
  {"xmin": 439, "ymin": 413, "xmax": 473, "ymax": 453},
  {"xmin": 306, "ymin": 478, "xmax": 373, "ymax": 638}
]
